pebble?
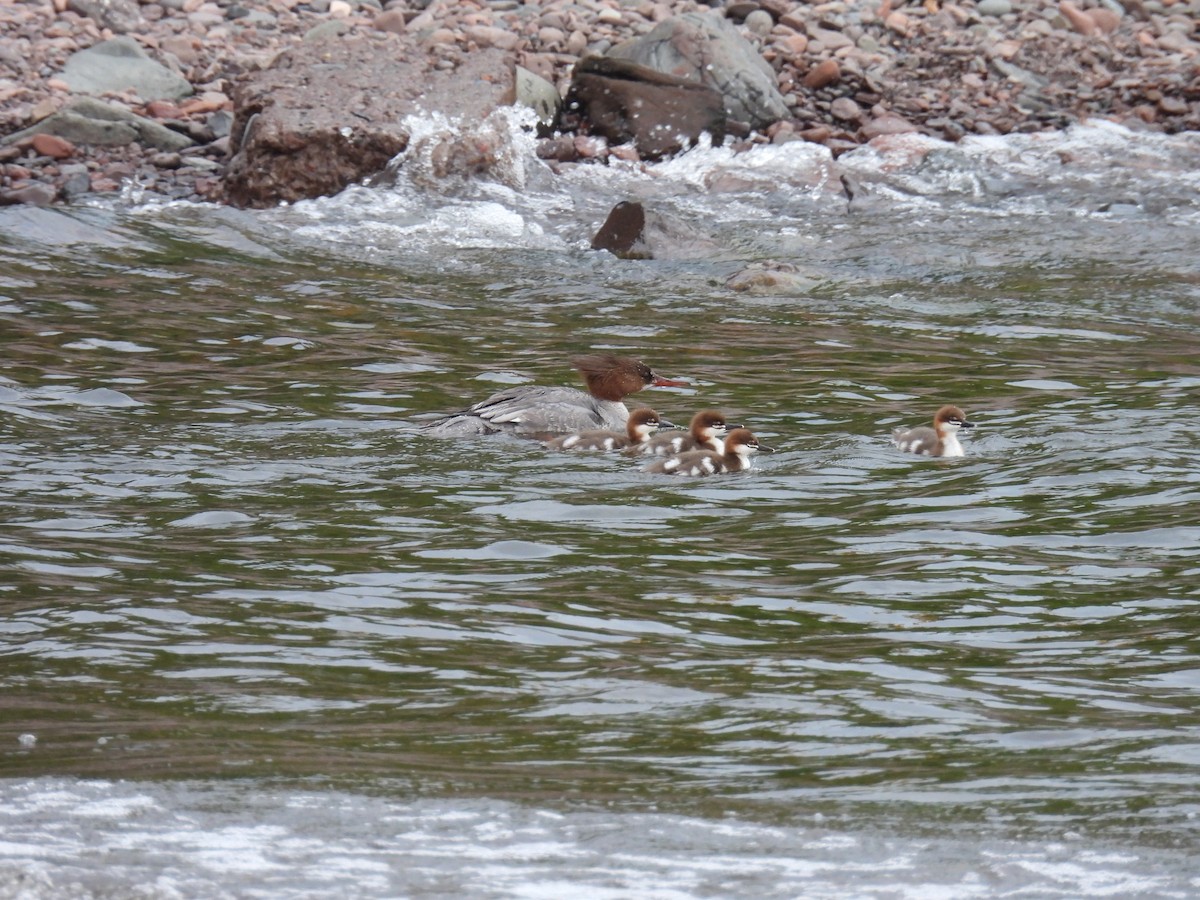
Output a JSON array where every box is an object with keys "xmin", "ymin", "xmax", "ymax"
[
  {"xmin": 861, "ymin": 113, "xmax": 918, "ymax": 138},
  {"xmin": 977, "ymin": 0, "xmax": 1013, "ymax": 15},
  {"xmin": 32, "ymin": 133, "xmax": 74, "ymax": 159},
  {"xmin": 803, "ymin": 59, "xmax": 841, "ymax": 89},
  {"xmin": 1059, "ymin": 1, "xmax": 1099, "ymax": 35},
  {"xmin": 744, "ymin": 10, "xmax": 773, "ymax": 37},
  {"xmin": 831, "ymin": 96, "xmax": 863, "ymax": 121}
]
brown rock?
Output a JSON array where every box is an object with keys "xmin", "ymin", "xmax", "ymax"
[
  {"xmin": 991, "ymin": 39, "xmax": 1022, "ymax": 59},
  {"xmin": 573, "ymin": 135, "xmax": 608, "ymax": 158},
  {"xmin": 372, "ymin": 9, "xmax": 408, "ymax": 36},
  {"xmin": 32, "ymin": 133, "xmax": 75, "ymax": 159},
  {"xmin": 830, "ymin": 96, "xmax": 863, "ymax": 122},
  {"xmin": 884, "ymin": 11, "xmax": 910, "ymax": 35},
  {"xmin": 778, "ymin": 33, "xmax": 808, "ymax": 56},
  {"xmin": 179, "ymin": 94, "xmax": 230, "ymax": 115},
  {"xmin": 1059, "ymin": 1, "xmax": 1099, "ymax": 36},
  {"xmin": 160, "ymin": 36, "xmax": 201, "ymax": 66},
  {"xmin": 1087, "ymin": 7, "xmax": 1121, "ymax": 32},
  {"xmin": 1156, "ymin": 31, "xmax": 1194, "ymax": 53},
  {"xmin": 861, "ymin": 113, "xmax": 917, "ymax": 139},
  {"xmin": 145, "ymin": 99, "xmax": 182, "ymax": 119},
  {"xmin": 0, "ymin": 182, "xmax": 58, "ymax": 206},
  {"xmin": 591, "ymin": 200, "xmax": 649, "ymax": 258},
  {"xmin": 464, "ymin": 25, "xmax": 521, "ymax": 51},
  {"xmin": 803, "ymin": 59, "xmax": 840, "ymax": 89},
  {"xmin": 758, "ymin": 0, "xmax": 792, "ymax": 18},
  {"xmin": 223, "ymin": 39, "xmax": 518, "ymax": 208},
  {"xmin": 1158, "ymin": 96, "xmax": 1188, "ymax": 115},
  {"xmin": 32, "ymin": 98, "xmax": 61, "ymax": 121},
  {"xmin": 564, "ymin": 55, "xmax": 726, "ymax": 159},
  {"xmin": 726, "ymin": 1, "xmax": 760, "ymax": 20},
  {"xmin": 779, "ymin": 11, "xmax": 807, "ymax": 31}
]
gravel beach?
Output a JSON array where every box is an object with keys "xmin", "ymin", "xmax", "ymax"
[{"xmin": 1, "ymin": 0, "xmax": 1197, "ymax": 205}]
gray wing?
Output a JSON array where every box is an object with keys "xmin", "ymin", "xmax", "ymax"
[
  {"xmin": 424, "ymin": 387, "xmax": 625, "ymax": 436},
  {"xmin": 892, "ymin": 426, "xmax": 938, "ymax": 455}
]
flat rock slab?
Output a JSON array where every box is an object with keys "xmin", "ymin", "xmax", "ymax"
[
  {"xmin": 222, "ymin": 37, "xmax": 517, "ymax": 208},
  {"xmin": 0, "ymin": 96, "xmax": 194, "ymax": 151}
]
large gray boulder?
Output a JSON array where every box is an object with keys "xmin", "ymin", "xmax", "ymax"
[
  {"xmin": 222, "ymin": 36, "xmax": 519, "ymax": 208},
  {"xmin": 605, "ymin": 13, "xmax": 788, "ymax": 129},
  {"xmin": 61, "ymin": 36, "xmax": 192, "ymax": 101}
]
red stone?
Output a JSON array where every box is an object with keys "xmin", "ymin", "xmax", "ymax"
[
  {"xmin": 31, "ymin": 133, "xmax": 74, "ymax": 160},
  {"xmin": 145, "ymin": 100, "xmax": 182, "ymax": 119},
  {"xmin": 803, "ymin": 59, "xmax": 841, "ymax": 90},
  {"xmin": 1059, "ymin": 1, "xmax": 1098, "ymax": 36}
]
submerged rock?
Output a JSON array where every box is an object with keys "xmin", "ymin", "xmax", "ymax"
[
  {"xmin": 591, "ymin": 200, "xmax": 650, "ymax": 259},
  {"xmin": 589, "ymin": 199, "xmax": 721, "ymax": 260}
]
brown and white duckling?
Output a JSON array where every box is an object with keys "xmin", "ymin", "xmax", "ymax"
[
  {"xmin": 892, "ymin": 405, "xmax": 975, "ymax": 458},
  {"xmin": 645, "ymin": 428, "xmax": 774, "ymax": 476},
  {"xmin": 546, "ymin": 408, "xmax": 673, "ymax": 451},
  {"xmin": 632, "ymin": 409, "xmax": 740, "ymax": 457}
]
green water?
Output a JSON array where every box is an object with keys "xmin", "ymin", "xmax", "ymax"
[{"xmin": 1, "ymin": 189, "xmax": 1198, "ymax": 867}]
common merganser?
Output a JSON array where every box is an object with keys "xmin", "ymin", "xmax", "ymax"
[
  {"xmin": 645, "ymin": 428, "xmax": 774, "ymax": 476},
  {"xmin": 631, "ymin": 409, "xmax": 739, "ymax": 457},
  {"xmin": 546, "ymin": 407, "xmax": 673, "ymax": 451},
  {"xmin": 892, "ymin": 405, "xmax": 975, "ymax": 458},
  {"xmin": 422, "ymin": 354, "xmax": 688, "ymax": 438}
]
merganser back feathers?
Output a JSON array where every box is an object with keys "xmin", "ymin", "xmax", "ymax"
[{"xmin": 423, "ymin": 354, "xmax": 687, "ymax": 438}]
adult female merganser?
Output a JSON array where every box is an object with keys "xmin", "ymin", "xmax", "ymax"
[
  {"xmin": 645, "ymin": 428, "xmax": 774, "ymax": 476},
  {"xmin": 631, "ymin": 409, "xmax": 739, "ymax": 457},
  {"xmin": 422, "ymin": 354, "xmax": 688, "ymax": 438},
  {"xmin": 892, "ymin": 405, "xmax": 976, "ymax": 458},
  {"xmin": 546, "ymin": 408, "xmax": 674, "ymax": 451}
]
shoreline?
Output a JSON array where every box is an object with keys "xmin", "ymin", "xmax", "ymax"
[{"xmin": 1, "ymin": 0, "xmax": 1197, "ymax": 207}]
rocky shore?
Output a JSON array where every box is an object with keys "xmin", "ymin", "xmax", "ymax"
[{"xmin": 1, "ymin": 0, "xmax": 1198, "ymax": 207}]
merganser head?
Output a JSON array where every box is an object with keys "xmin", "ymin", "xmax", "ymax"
[
  {"xmin": 689, "ymin": 409, "xmax": 739, "ymax": 441},
  {"xmin": 724, "ymin": 428, "xmax": 774, "ymax": 459},
  {"xmin": 571, "ymin": 354, "xmax": 688, "ymax": 402},
  {"xmin": 627, "ymin": 407, "xmax": 672, "ymax": 441},
  {"xmin": 933, "ymin": 405, "xmax": 975, "ymax": 436}
]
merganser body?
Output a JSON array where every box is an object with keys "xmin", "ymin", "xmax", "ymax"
[{"xmin": 423, "ymin": 354, "xmax": 687, "ymax": 438}]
